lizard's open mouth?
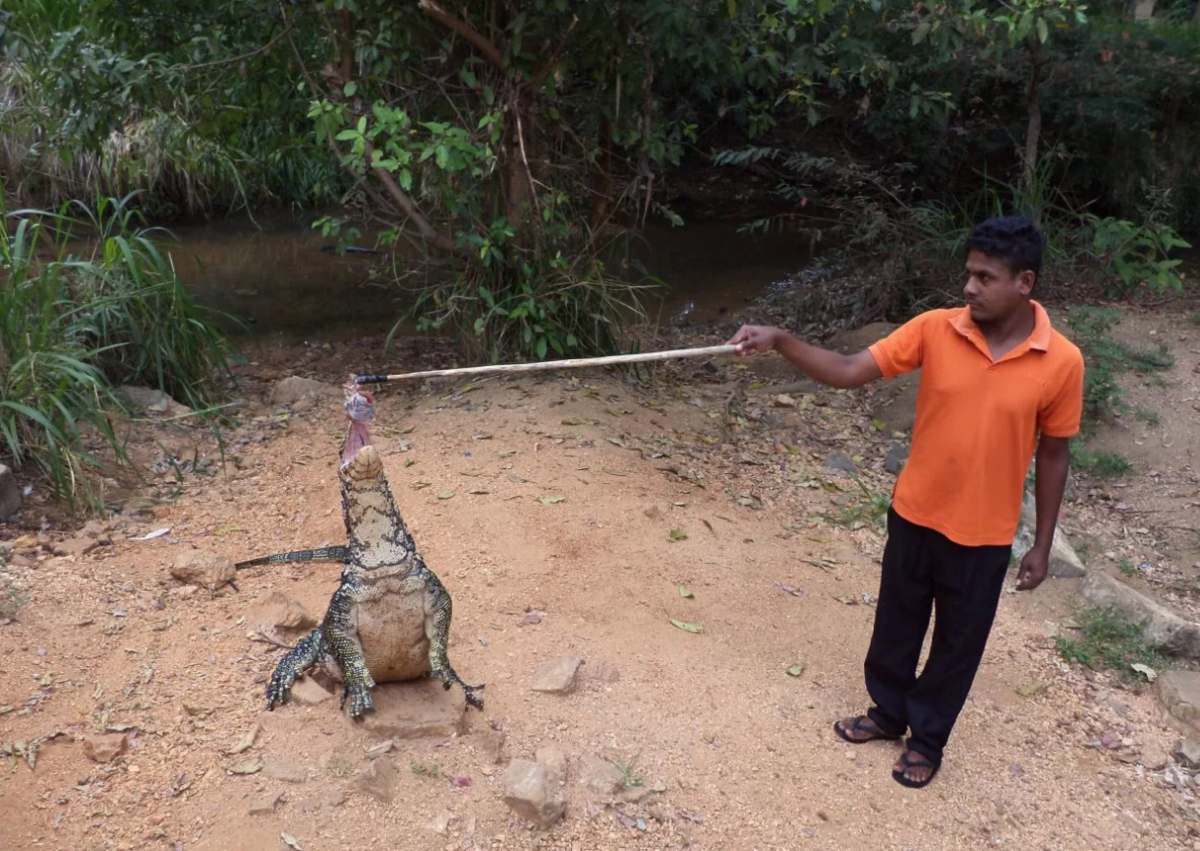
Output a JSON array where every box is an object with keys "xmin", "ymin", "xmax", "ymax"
[{"xmin": 341, "ymin": 389, "xmax": 376, "ymax": 468}]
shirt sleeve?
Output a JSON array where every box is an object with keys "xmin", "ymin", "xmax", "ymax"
[
  {"xmin": 867, "ymin": 312, "xmax": 930, "ymax": 379},
  {"xmin": 1039, "ymin": 356, "xmax": 1084, "ymax": 438}
]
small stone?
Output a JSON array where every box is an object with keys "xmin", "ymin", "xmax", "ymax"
[
  {"xmin": 502, "ymin": 759, "xmax": 565, "ymax": 827},
  {"xmin": 579, "ymin": 755, "xmax": 625, "ymax": 797},
  {"xmin": 883, "ymin": 442, "xmax": 908, "ymax": 475},
  {"xmin": 262, "ymin": 760, "xmax": 307, "ymax": 784},
  {"xmin": 83, "ymin": 733, "xmax": 128, "ymax": 764},
  {"xmin": 356, "ymin": 758, "xmax": 398, "ymax": 803},
  {"xmin": 773, "ymin": 394, "xmax": 797, "ymax": 408},
  {"xmin": 169, "ymin": 549, "xmax": 236, "ymax": 591},
  {"xmin": 289, "ymin": 677, "xmax": 333, "ymax": 706},
  {"xmin": 536, "ymin": 746, "xmax": 568, "ymax": 786},
  {"xmin": 249, "ymin": 591, "xmax": 317, "ymax": 633},
  {"xmin": 530, "ymin": 656, "xmax": 584, "ymax": 694},
  {"xmin": 0, "ymin": 464, "xmax": 22, "ymax": 519},
  {"xmin": 1139, "ymin": 746, "xmax": 1169, "ymax": 771},
  {"xmin": 322, "ymin": 788, "xmax": 346, "ymax": 808},
  {"xmin": 1173, "ymin": 739, "xmax": 1200, "ymax": 769},
  {"xmin": 53, "ymin": 537, "xmax": 100, "ymax": 558},
  {"xmin": 643, "ymin": 506, "xmax": 663, "ymax": 521},
  {"xmin": 427, "ymin": 810, "xmax": 455, "ymax": 835},
  {"xmin": 479, "ymin": 729, "xmax": 505, "ymax": 764},
  {"xmin": 823, "ymin": 451, "xmax": 857, "ymax": 477},
  {"xmin": 248, "ymin": 790, "xmax": 283, "ymax": 815}
]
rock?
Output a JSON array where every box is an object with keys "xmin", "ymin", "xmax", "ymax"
[
  {"xmin": 579, "ymin": 755, "xmax": 625, "ymax": 797},
  {"xmin": 501, "ymin": 759, "xmax": 565, "ymax": 827},
  {"xmin": 52, "ymin": 537, "xmax": 100, "ymax": 558},
  {"xmin": 289, "ymin": 676, "xmax": 333, "ymax": 706},
  {"xmin": 270, "ymin": 377, "xmax": 340, "ymax": 408},
  {"xmin": 479, "ymin": 729, "xmax": 506, "ymax": 764},
  {"xmin": 249, "ymin": 590, "xmax": 317, "ymax": 633},
  {"xmin": 822, "ymin": 451, "xmax": 858, "ymax": 478},
  {"xmin": 643, "ymin": 506, "xmax": 663, "ymax": 521},
  {"xmin": 322, "ymin": 788, "xmax": 346, "ymax": 808},
  {"xmin": 83, "ymin": 733, "xmax": 128, "ymax": 764},
  {"xmin": 1081, "ymin": 573, "xmax": 1200, "ymax": 658},
  {"xmin": 1013, "ymin": 490, "xmax": 1086, "ymax": 578},
  {"xmin": 773, "ymin": 394, "xmax": 797, "ymax": 408},
  {"xmin": 262, "ymin": 760, "xmax": 308, "ymax": 784},
  {"xmin": 1173, "ymin": 739, "xmax": 1200, "ymax": 769},
  {"xmin": 427, "ymin": 810, "xmax": 455, "ymax": 835},
  {"xmin": 356, "ymin": 757, "xmax": 397, "ymax": 803},
  {"xmin": 248, "ymin": 790, "xmax": 283, "ymax": 815},
  {"xmin": 1159, "ymin": 671, "xmax": 1200, "ymax": 737},
  {"xmin": 530, "ymin": 656, "xmax": 584, "ymax": 694},
  {"xmin": 169, "ymin": 549, "xmax": 236, "ymax": 591},
  {"xmin": 535, "ymin": 746, "xmax": 568, "ymax": 786},
  {"xmin": 0, "ymin": 464, "xmax": 21, "ymax": 519},
  {"xmin": 1138, "ymin": 743, "xmax": 1169, "ymax": 771},
  {"xmin": 342, "ymin": 678, "xmax": 466, "ymax": 740},
  {"xmin": 118, "ymin": 385, "xmax": 172, "ymax": 413},
  {"xmin": 883, "ymin": 442, "xmax": 908, "ymax": 476}
]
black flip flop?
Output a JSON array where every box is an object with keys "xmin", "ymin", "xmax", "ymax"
[
  {"xmin": 891, "ymin": 750, "xmax": 940, "ymax": 789},
  {"xmin": 833, "ymin": 715, "xmax": 901, "ymax": 744}
]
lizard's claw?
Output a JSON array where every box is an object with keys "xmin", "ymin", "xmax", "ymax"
[
  {"xmin": 463, "ymin": 683, "xmax": 485, "ymax": 711},
  {"xmin": 265, "ymin": 671, "xmax": 294, "ymax": 711},
  {"xmin": 340, "ymin": 683, "xmax": 375, "ymax": 719}
]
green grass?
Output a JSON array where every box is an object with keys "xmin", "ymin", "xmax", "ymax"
[
  {"xmin": 1069, "ymin": 445, "xmax": 1134, "ymax": 479},
  {"xmin": 823, "ymin": 475, "xmax": 891, "ymax": 531},
  {"xmin": 1055, "ymin": 605, "xmax": 1171, "ymax": 684},
  {"xmin": 0, "ymin": 192, "xmax": 238, "ymax": 511}
]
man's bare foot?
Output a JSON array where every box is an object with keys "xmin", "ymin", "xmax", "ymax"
[
  {"xmin": 892, "ymin": 749, "xmax": 939, "ymax": 788},
  {"xmin": 833, "ymin": 715, "xmax": 901, "ymax": 743}
]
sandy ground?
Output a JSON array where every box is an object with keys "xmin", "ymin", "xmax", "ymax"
[{"xmin": 1, "ymin": 307, "xmax": 1197, "ymax": 851}]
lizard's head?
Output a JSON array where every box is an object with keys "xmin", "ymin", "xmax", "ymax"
[{"xmin": 340, "ymin": 389, "xmax": 384, "ymax": 482}]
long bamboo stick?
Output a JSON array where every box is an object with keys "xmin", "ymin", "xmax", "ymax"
[{"xmin": 353, "ymin": 344, "xmax": 740, "ymax": 384}]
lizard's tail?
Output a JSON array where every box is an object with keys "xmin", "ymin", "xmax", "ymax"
[{"xmin": 236, "ymin": 546, "xmax": 349, "ymax": 569}]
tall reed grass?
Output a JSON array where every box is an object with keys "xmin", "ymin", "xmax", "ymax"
[{"xmin": 0, "ymin": 192, "xmax": 237, "ymax": 511}]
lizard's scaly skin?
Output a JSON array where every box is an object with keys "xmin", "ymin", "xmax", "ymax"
[
  {"xmin": 235, "ymin": 546, "xmax": 349, "ymax": 569},
  {"xmin": 258, "ymin": 392, "xmax": 483, "ymax": 718}
]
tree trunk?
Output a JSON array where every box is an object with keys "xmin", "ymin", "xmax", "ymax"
[{"xmin": 1021, "ymin": 43, "xmax": 1043, "ymax": 214}]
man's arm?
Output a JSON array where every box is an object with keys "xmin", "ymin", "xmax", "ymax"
[
  {"xmin": 1016, "ymin": 434, "xmax": 1072, "ymax": 591},
  {"xmin": 726, "ymin": 325, "xmax": 882, "ymax": 389}
]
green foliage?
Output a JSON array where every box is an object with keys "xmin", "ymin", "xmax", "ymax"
[
  {"xmin": 1055, "ymin": 605, "xmax": 1171, "ymax": 684},
  {"xmin": 1083, "ymin": 212, "xmax": 1192, "ymax": 297},
  {"xmin": 1069, "ymin": 446, "xmax": 1132, "ymax": 479},
  {"xmin": 1064, "ymin": 306, "xmax": 1172, "ymax": 432},
  {"xmin": 0, "ymin": 193, "xmax": 236, "ymax": 509}
]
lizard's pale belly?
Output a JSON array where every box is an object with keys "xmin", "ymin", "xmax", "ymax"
[{"xmin": 320, "ymin": 583, "xmax": 431, "ymax": 683}]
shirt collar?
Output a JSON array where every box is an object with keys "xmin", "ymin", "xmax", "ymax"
[{"xmin": 949, "ymin": 300, "xmax": 1051, "ymax": 355}]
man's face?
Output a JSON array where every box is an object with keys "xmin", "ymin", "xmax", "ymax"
[{"xmin": 962, "ymin": 249, "xmax": 1033, "ymax": 324}]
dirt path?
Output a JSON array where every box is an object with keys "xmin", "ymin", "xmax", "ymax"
[{"xmin": 1, "ymin": 313, "xmax": 1196, "ymax": 851}]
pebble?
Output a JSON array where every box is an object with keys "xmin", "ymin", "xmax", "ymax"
[{"xmin": 529, "ymin": 656, "xmax": 584, "ymax": 694}]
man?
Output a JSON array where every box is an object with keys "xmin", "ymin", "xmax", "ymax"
[{"xmin": 726, "ymin": 215, "xmax": 1084, "ymax": 789}]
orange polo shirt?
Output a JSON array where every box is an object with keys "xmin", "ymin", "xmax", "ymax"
[{"xmin": 867, "ymin": 301, "xmax": 1084, "ymax": 547}]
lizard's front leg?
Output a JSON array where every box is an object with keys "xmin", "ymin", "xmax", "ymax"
[
  {"xmin": 322, "ymin": 578, "xmax": 377, "ymax": 719},
  {"xmin": 266, "ymin": 628, "xmax": 323, "ymax": 710},
  {"xmin": 423, "ymin": 571, "xmax": 485, "ymax": 710}
]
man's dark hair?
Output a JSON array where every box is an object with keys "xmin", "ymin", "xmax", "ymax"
[{"xmin": 964, "ymin": 215, "xmax": 1045, "ymax": 285}]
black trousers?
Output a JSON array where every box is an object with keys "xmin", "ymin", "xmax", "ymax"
[{"xmin": 863, "ymin": 507, "xmax": 1011, "ymax": 766}]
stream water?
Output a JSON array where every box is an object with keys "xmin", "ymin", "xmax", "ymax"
[{"xmin": 159, "ymin": 210, "xmax": 822, "ymax": 347}]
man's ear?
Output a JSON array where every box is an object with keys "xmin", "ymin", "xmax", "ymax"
[{"xmin": 1017, "ymin": 269, "xmax": 1036, "ymax": 296}]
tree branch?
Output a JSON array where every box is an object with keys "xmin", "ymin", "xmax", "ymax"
[
  {"xmin": 526, "ymin": 15, "xmax": 578, "ymax": 91},
  {"xmin": 419, "ymin": 0, "xmax": 505, "ymax": 72},
  {"xmin": 180, "ymin": 21, "xmax": 291, "ymax": 72},
  {"xmin": 364, "ymin": 142, "xmax": 459, "ymax": 254}
]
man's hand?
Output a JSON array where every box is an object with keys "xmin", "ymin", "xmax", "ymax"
[
  {"xmin": 726, "ymin": 325, "xmax": 780, "ymax": 356},
  {"xmin": 1015, "ymin": 547, "xmax": 1049, "ymax": 591}
]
